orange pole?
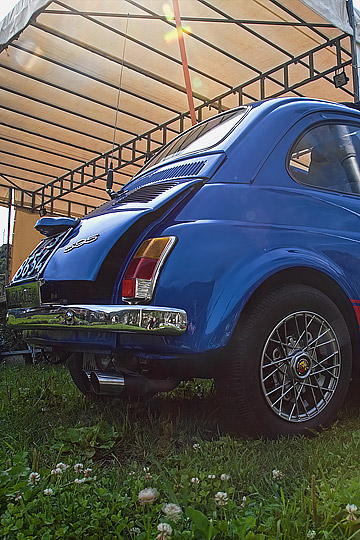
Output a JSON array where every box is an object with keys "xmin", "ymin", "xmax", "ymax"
[{"xmin": 172, "ymin": 0, "xmax": 197, "ymax": 125}]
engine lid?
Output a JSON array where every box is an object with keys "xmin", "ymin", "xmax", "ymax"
[{"xmin": 42, "ymin": 179, "xmax": 201, "ymax": 281}]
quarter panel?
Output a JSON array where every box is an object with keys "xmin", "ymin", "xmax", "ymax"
[{"xmin": 150, "ymin": 183, "xmax": 360, "ymax": 352}]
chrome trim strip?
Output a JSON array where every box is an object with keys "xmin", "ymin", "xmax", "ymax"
[{"xmin": 7, "ymin": 304, "xmax": 187, "ymax": 335}]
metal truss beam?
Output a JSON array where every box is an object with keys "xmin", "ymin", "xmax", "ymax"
[
  {"xmin": 0, "ymin": 175, "xmax": 97, "ymax": 217},
  {"xmin": 1, "ymin": 147, "xmax": 112, "ymax": 195},
  {"xmin": 268, "ymin": 0, "xmax": 334, "ymax": 41},
  {"xmin": 122, "ymin": 0, "xmax": 305, "ymax": 99},
  {"xmin": 43, "ymin": 10, "xmax": 334, "ymax": 27},
  {"xmin": 28, "ymin": 34, "xmax": 353, "ymax": 215},
  {"xmin": 4, "ymin": 53, "xmax": 169, "ymax": 131},
  {"xmin": 2, "ymin": 105, "xmax": 113, "ymax": 147},
  {"xmin": 31, "ymin": 21, "xmax": 210, "ymax": 104},
  {"xmin": 199, "ymin": 0, "xmax": 299, "ymax": 60},
  {"xmin": 1, "ymin": 85, "xmax": 140, "ymax": 139},
  {"xmin": 124, "ymin": 0, "xmax": 264, "ymax": 76},
  {"xmin": 53, "ymin": 0, "xmax": 234, "ymax": 92},
  {"xmin": 0, "ymin": 180, "xmax": 97, "ymax": 216},
  {"xmin": 1, "ymin": 122, "xmax": 102, "ymax": 156},
  {"xmin": 0, "ymin": 136, "xmax": 90, "ymax": 164}
]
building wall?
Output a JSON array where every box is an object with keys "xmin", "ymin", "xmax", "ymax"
[{"xmin": 10, "ymin": 209, "xmax": 43, "ymax": 279}]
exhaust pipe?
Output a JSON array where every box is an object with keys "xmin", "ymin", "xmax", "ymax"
[
  {"xmin": 86, "ymin": 370, "xmax": 180, "ymax": 396},
  {"xmin": 90, "ymin": 371, "xmax": 125, "ymax": 395}
]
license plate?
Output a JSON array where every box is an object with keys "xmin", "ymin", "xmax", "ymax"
[{"xmin": 6, "ymin": 281, "xmax": 41, "ymax": 309}]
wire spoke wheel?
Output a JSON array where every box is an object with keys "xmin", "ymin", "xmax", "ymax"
[
  {"xmin": 261, "ymin": 311, "xmax": 340, "ymax": 422},
  {"xmin": 216, "ymin": 285, "xmax": 352, "ymax": 437}
]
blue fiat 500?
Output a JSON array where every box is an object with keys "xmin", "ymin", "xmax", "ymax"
[{"xmin": 7, "ymin": 97, "xmax": 360, "ymax": 437}]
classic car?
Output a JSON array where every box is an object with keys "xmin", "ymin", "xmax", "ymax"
[{"xmin": 6, "ymin": 97, "xmax": 360, "ymax": 437}]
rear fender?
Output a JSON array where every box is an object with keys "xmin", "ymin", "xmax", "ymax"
[{"xmin": 203, "ymin": 247, "xmax": 353, "ymax": 350}]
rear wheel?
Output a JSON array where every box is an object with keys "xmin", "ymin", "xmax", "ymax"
[
  {"xmin": 216, "ymin": 285, "xmax": 352, "ymax": 437},
  {"xmin": 67, "ymin": 352, "xmax": 95, "ymax": 396}
]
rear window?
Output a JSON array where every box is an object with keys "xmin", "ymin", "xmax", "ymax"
[{"xmin": 140, "ymin": 107, "xmax": 248, "ymax": 174}]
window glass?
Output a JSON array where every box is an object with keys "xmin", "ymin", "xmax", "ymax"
[
  {"xmin": 288, "ymin": 123, "xmax": 360, "ymax": 195},
  {"xmin": 140, "ymin": 107, "xmax": 248, "ymax": 174}
]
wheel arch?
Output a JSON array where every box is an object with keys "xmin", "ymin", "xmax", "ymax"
[{"xmin": 241, "ymin": 266, "xmax": 360, "ymax": 379}]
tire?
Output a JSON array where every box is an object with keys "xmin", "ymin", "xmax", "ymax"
[
  {"xmin": 67, "ymin": 352, "xmax": 94, "ymax": 396},
  {"xmin": 215, "ymin": 284, "xmax": 352, "ymax": 437}
]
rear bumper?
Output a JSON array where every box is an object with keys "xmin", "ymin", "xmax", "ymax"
[{"xmin": 7, "ymin": 304, "xmax": 187, "ymax": 335}]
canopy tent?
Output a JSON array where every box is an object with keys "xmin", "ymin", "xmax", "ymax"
[{"xmin": 0, "ymin": 0, "xmax": 359, "ymax": 218}]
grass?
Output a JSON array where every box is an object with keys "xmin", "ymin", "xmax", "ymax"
[{"xmin": 1, "ymin": 363, "xmax": 360, "ymax": 538}]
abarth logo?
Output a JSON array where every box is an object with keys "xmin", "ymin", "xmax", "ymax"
[
  {"xmin": 64, "ymin": 234, "xmax": 100, "ymax": 253},
  {"xmin": 297, "ymin": 358, "xmax": 310, "ymax": 375}
]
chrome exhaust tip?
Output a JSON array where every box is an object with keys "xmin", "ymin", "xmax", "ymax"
[{"xmin": 90, "ymin": 371, "xmax": 125, "ymax": 395}]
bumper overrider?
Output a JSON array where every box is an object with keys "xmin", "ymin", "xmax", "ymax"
[{"xmin": 6, "ymin": 305, "xmax": 188, "ymax": 335}]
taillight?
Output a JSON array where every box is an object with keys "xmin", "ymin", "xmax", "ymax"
[{"xmin": 122, "ymin": 237, "xmax": 176, "ymax": 303}]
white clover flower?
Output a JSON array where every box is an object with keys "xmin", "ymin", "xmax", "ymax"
[
  {"xmin": 190, "ymin": 477, "xmax": 200, "ymax": 484},
  {"xmin": 74, "ymin": 463, "xmax": 84, "ymax": 474},
  {"xmin": 157, "ymin": 522, "xmax": 172, "ymax": 540},
  {"xmin": 307, "ymin": 530, "xmax": 316, "ymax": 539},
  {"xmin": 162, "ymin": 502, "xmax": 182, "ymax": 522},
  {"xmin": 241, "ymin": 495, "xmax": 247, "ymax": 507},
  {"xmin": 74, "ymin": 477, "xmax": 86, "ymax": 484},
  {"xmin": 51, "ymin": 468, "xmax": 63, "ymax": 476},
  {"xmin": 346, "ymin": 503, "xmax": 358, "ymax": 521},
  {"xmin": 215, "ymin": 491, "xmax": 228, "ymax": 507},
  {"xmin": 128, "ymin": 471, "xmax": 136, "ymax": 476},
  {"xmin": 138, "ymin": 487, "xmax": 158, "ymax": 505},
  {"xmin": 193, "ymin": 443, "xmax": 200, "ymax": 451},
  {"xmin": 208, "ymin": 474, "xmax": 216, "ymax": 479},
  {"xmin": 43, "ymin": 488, "xmax": 53, "ymax": 496},
  {"xmin": 56, "ymin": 462, "xmax": 69, "ymax": 471},
  {"xmin": 130, "ymin": 527, "xmax": 141, "ymax": 534},
  {"xmin": 14, "ymin": 492, "xmax": 22, "ymax": 502},
  {"xmin": 220, "ymin": 473, "xmax": 231, "ymax": 481},
  {"xmin": 83, "ymin": 468, "xmax": 92, "ymax": 478},
  {"xmin": 28, "ymin": 472, "xmax": 40, "ymax": 485},
  {"xmin": 272, "ymin": 469, "xmax": 284, "ymax": 480}
]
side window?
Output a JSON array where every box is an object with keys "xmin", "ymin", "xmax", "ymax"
[{"xmin": 288, "ymin": 123, "xmax": 360, "ymax": 195}]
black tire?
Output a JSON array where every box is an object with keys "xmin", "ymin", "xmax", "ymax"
[
  {"xmin": 215, "ymin": 285, "xmax": 352, "ymax": 437},
  {"xmin": 67, "ymin": 352, "xmax": 94, "ymax": 396}
]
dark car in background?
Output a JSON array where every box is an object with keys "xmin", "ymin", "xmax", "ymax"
[{"xmin": 6, "ymin": 97, "xmax": 360, "ymax": 437}]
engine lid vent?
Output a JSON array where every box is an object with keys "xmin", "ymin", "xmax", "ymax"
[
  {"xmin": 115, "ymin": 181, "xmax": 178, "ymax": 205},
  {"xmin": 137, "ymin": 160, "xmax": 207, "ymax": 185}
]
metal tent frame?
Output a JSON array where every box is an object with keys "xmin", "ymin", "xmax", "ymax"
[{"xmin": 0, "ymin": 0, "xmax": 357, "ymax": 217}]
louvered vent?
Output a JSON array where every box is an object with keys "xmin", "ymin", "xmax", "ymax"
[
  {"xmin": 139, "ymin": 160, "xmax": 206, "ymax": 184},
  {"xmin": 117, "ymin": 182, "xmax": 178, "ymax": 204}
]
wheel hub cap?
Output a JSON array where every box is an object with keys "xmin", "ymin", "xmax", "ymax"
[{"xmin": 291, "ymin": 353, "xmax": 312, "ymax": 380}]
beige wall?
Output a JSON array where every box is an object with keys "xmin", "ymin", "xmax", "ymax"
[{"xmin": 10, "ymin": 209, "xmax": 43, "ymax": 279}]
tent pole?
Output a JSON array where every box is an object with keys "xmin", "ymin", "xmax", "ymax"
[
  {"xmin": 5, "ymin": 188, "xmax": 12, "ymax": 286},
  {"xmin": 172, "ymin": 0, "xmax": 197, "ymax": 125},
  {"xmin": 347, "ymin": 0, "xmax": 360, "ymax": 102}
]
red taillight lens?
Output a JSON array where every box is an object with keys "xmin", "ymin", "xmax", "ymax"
[{"xmin": 122, "ymin": 237, "xmax": 176, "ymax": 302}]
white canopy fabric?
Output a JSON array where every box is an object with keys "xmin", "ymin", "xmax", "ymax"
[
  {"xmin": 0, "ymin": 0, "xmax": 358, "ymax": 217},
  {"xmin": 302, "ymin": 0, "xmax": 355, "ymax": 35}
]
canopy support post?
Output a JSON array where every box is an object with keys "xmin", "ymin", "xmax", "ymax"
[
  {"xmin": 172, "ymin": 0, "xmax": 197, "ymax": 125},
  {"xmin": 347, "ymin": 0, "xmax": 360, "ymax": 101},
  {"xmin": 5, "ymin": 188, "xmax": 12, "ymax": 286}
]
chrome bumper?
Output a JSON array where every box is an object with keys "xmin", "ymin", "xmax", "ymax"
[{"xmin": 7, "ymin": 304, "xmax": 187, "ymax": 335}]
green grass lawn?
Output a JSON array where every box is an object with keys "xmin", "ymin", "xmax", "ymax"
[{"xmin": 1, "ymin": 363, "xmax": 360, "ymax": 539}]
